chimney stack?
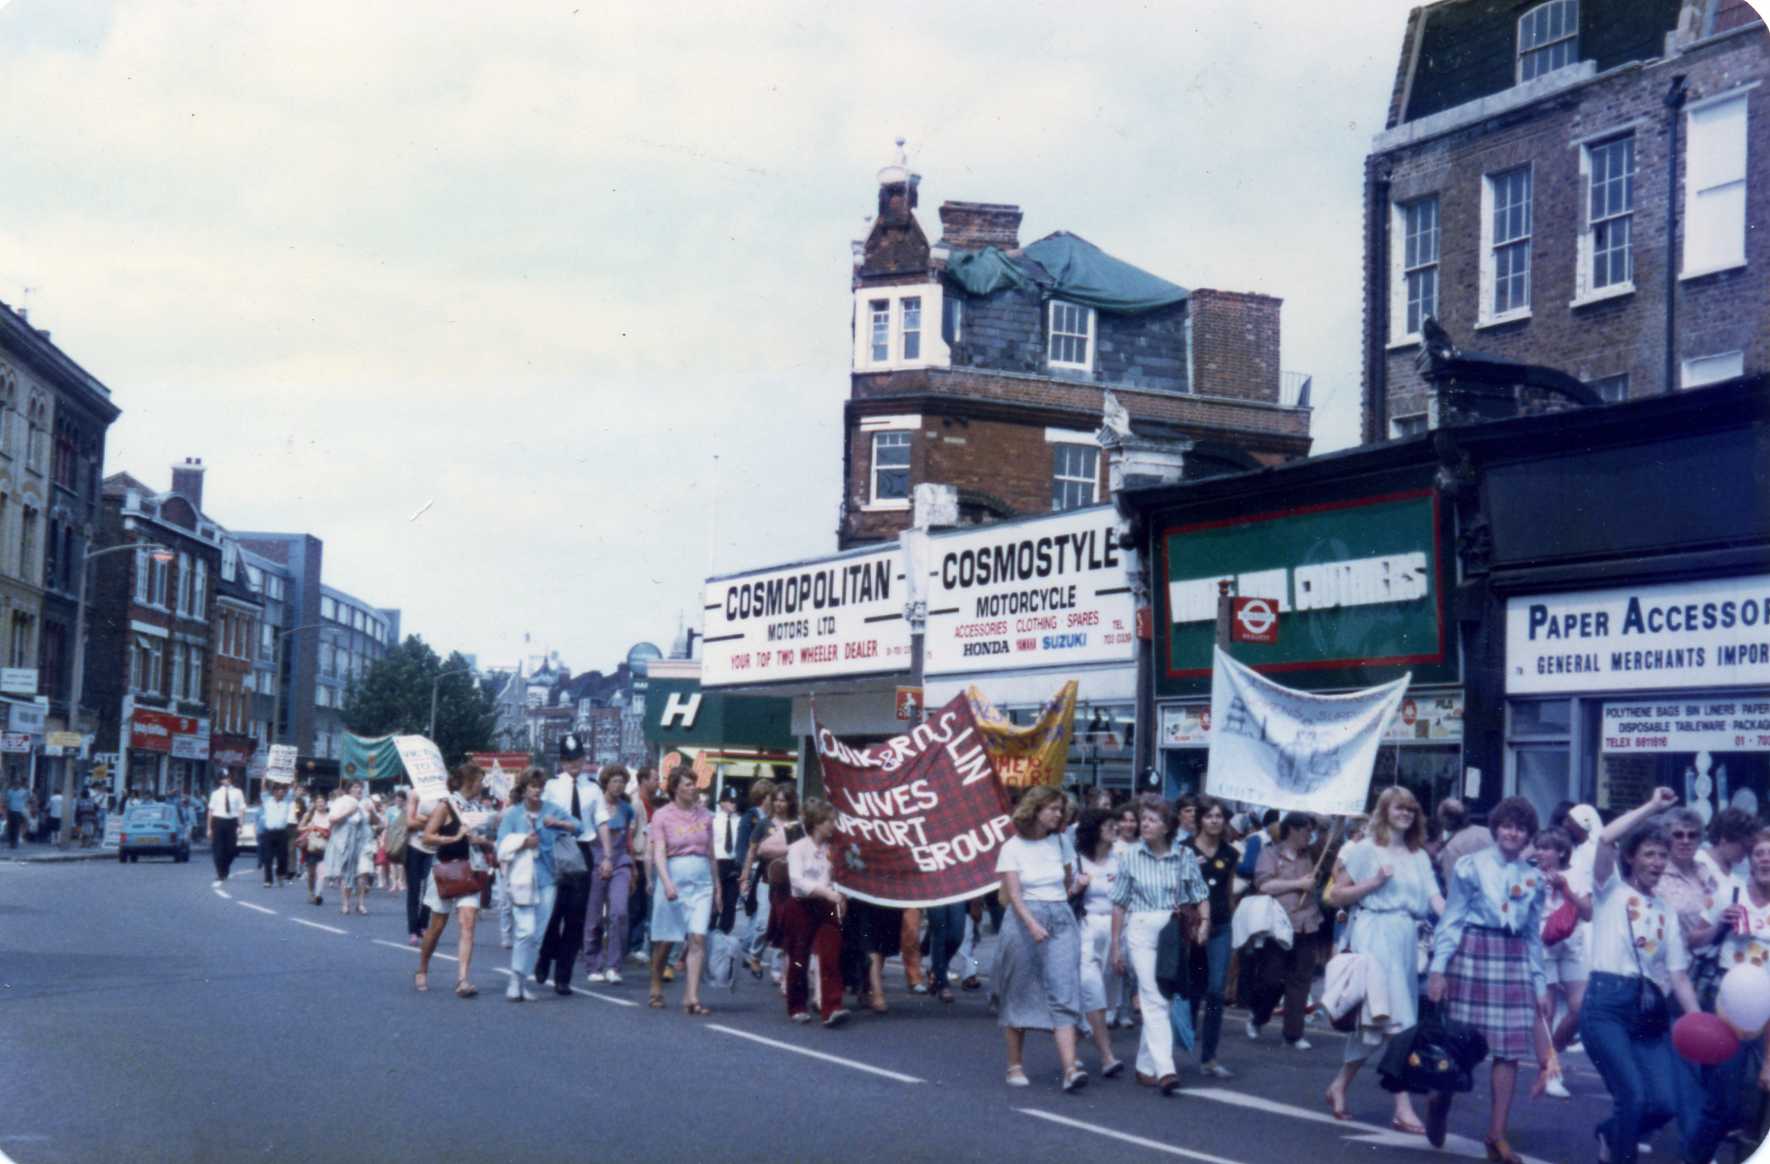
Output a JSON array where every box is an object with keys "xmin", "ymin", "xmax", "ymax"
[
  {"xmin": 938, "ymin": 201, "xmax": 1023, "ymax": 251},
  {"xmin": 170, "ymin": 457, "xmax": 206, "ymax": 511}
]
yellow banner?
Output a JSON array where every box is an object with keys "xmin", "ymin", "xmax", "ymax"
[{"xmin": 966, "ymin": 680, "xmax": 1078, "ymax": 789}]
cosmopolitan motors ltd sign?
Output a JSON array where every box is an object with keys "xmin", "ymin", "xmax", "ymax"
[
  {"xmin": 703, "ymin": 548, "xmax": 911, "ymax": 687},
  {"xmin": 1506, "ymin": 574, "xmax": 1770, "ymax": 695},
  {"xmin": 924, "ymin": 506, "xmax": 1135, "ymax": 675}
]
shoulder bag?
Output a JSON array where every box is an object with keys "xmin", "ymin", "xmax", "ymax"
[
  {"xmin": 383, "ymin": 810, "xmax": 409, "ymax": 862},
  {"xmin": 553, "ymin": 828, "xmax": 588, "ymax": 883},
  {"xmin": 432, "ymin": 856, "xmax": 488, "ymax": 900},
  {"xmin": 1625, "ymin": 908, "xmax": 1671, "ymax": 1039},
  {"xmin": 1154, "ymin": 853, "xmax": 1201, "ymax": 999}
]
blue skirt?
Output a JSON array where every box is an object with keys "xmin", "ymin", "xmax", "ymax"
[{"xmin": 650, "ymin": 856, "xmax": 714, "ymax": 942}]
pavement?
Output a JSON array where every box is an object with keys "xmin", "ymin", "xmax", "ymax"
[{"xmin": 0, "ymin": 857, "xmax": 1732, "ymax": 1164}]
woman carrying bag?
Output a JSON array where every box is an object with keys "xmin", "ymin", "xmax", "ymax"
[
  {"xmin": 497, "ymin": 768, "xmax": 582, "ymax": 1003},
  {"xmin": 416, "ymin": 763, "xmax": 494, "ymax": 998},
  {"xmin": 297, "ymin": 789, "xmax": 330, "ymax": 906}
]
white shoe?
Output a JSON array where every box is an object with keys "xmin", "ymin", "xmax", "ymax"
[
  {"xmin": 1245, "ymin": 1019, "xmax": 1260, "ymax": 1040},
  {"xmin": 499, "ymin": 940, "xmax": 513, "ymax": 950},
  {"xmin": 506, "ymin": 976, "xmax": 523, "ymax": 1001},
  {"xmin": 1290, "ymin": 1038, "xmax": 1312, "ymax": 1051},
  {"xmin": 211, "ymin": 880, "xmax": 223, "ymax": 888},
  {"xmin": 586, "ymin": 970, "xmax": 608, "ymax": 984},
  {"xmin": 604, "ymin": 970, "xmax": 623, "ymax": 985},
  {"xmin": 1544, "ymin": 1074, "xmax": 1571, "ymax": 1099}
]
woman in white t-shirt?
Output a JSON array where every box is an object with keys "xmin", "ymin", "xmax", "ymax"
[
  {"xmin": 994, "ymin": 786, "xmax": 1086, "ymax": 1093},
  {"xmin": 1686, "ymin": 829, "xmax": 1770, "ymax": 1164},
  {"xmin": 1579, "ymin": 787, "xmax": 1701, "ymax": 1164},
  {"xmin": 1073, "ymin": 808, "xmax": 1126, "ymax": 1080}
]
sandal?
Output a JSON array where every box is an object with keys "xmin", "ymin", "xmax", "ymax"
[
  {"xmin": 455, "ymin": 981, "xmax": 478, "ymax": 999},
  {"xmin": 648, "ymin": 993, "xmax": 666, "ymax": 1009},
  {"xmin": 414, "ymin": 972, "xmax": 429, "ymax": 993},
  {"xmin": 938, "ymin": 987, "xmax": 955, "ymax": 1004},
  {"xmin": 1324, "ymin": 1090, "xmax": 1349, "ymax": 1121},
  {"xmin": 869, "ymin": 991, "xmax": 888, "ymax": 1014},
  {"xmin": 1005, "ymin": 1066, "xmax": 1030, "ymax": 1088},
  {"xmin": 683, "ymin": 1002, "xmax": 712, "ymax": 1016},
  {"xmin": 1484, "ymin": 1137, "xmax": 1523, "ymax": 1164},
  {"xmin": 1390, "ymin": 1117, "xmax": 1425, "ymax": 1135}
]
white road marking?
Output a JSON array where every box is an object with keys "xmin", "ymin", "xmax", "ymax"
[
  {"xmin": 1184, "ymin": 1089, "xmax": 1555, "ymax": 1164},
  {"xmin": 236, "ymin": 901, "xmax": 276, "ymax": 915},
  {"xmin": 1015, "ymin": 1110, "xmax": 1245, "ymax": 1163},
  {"xmin": 290, "ymin": 918, "xmax": 346, "ymax": 935},
  {"xmin": 705, "ymin": 1024, "xmax": 923, "ymax": 1083}
]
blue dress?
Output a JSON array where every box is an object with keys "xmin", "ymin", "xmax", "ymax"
[{"xmin": 1338, "ymin": 838, "xmax": 1438, "ymax": 1054}]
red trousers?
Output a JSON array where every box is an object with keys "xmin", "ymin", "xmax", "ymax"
[{"xmin": 781, "ymin": 894, "xmax": 844, "ymax": 1020}]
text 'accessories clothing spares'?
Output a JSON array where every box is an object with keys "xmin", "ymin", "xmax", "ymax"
[{"xmin": 814, "ymin": 691, "xmax": 1012, "ymax": 908}]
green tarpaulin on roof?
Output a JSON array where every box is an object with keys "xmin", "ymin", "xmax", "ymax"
[
  {"xmin": 339, "ymin": 733, "xmax": 404, "ymax": 783},
  {"xmin": 944, "ymin": 232, "xmax": 1188, "ymax": 314}
]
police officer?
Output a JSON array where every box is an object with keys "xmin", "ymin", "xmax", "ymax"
[{"xmin": 534, "ymin": 735, "xmax": 602, "ymax": 995}]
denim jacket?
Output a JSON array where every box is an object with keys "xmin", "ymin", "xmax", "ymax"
[{"xmin": 498, "ymin": 804, "xmax": 581, "ymax": 893}]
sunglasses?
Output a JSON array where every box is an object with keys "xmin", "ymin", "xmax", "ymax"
[{"xmin": 1670, "ymin": 830, "xmax": 1701, "ymax": 840}]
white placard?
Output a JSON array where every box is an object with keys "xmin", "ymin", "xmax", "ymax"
[
  {"xmin": 394, "ymin": 735, "xmax": 449, "ymax": 801},
  {"xmin": 924, "ymin": 507, "xmax": 1135, "ymax": 675},
  {"xmin": 7, "ymin": 703, "xmax": 45, "ymax": 735},
  {"xmin": 1507, "ymin": 575, "xmax": 1770, "ymax": 694},
  {"xmin": 1601, "ymin": 697, "xmax": 1770, "ymax": 754},
  {"xmin": 265, "ymin": 744, "xmax": 298, "ymax": 784},
  {"xmin": 486, "ymin": 763, "xmax": 513, "ymax": 802},
  {"xmin": 702, "ymin": 548, "xmax": 910, "ymax": 687},
  {"xmin": 0, "ymin": 667, "xmax": 37, "ymax": 695}
]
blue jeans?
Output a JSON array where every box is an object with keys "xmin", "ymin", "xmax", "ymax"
[
  {"xmin": 1686, "ymin": 1038, "xmax": 1766, "ymax": 1164},
  {"xmin": 1190, "ymin": 925, "xmax": 1231, "ymax": 1064},
  {"xmin": 925, "ymin": 902, "xmax": 967, "ymax": 991},
  {"xmin": 1580, "ymin": 972, "xmax": 1689, "ymax": 1164}
]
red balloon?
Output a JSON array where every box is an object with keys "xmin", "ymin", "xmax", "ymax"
[{"xmin": 1673, "ymin": 1011, "xmax": 1742, "ymax": 1067}]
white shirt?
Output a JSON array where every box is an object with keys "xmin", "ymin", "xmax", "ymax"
[
  {"xmin": 1589, "ymin": 870, "xmax": 1689, "ymax": 987},
  {"xmin": 712, "ymin": 808, "xmax": 740, "ymax": 860},
  {"xmin": 996, "ymin": 834, "xmax": 1069, "ymax": 903},
  {"xmin": 1079, "ymin": 852, "xmax": 1118, "ymax": 916},
  {"xmin": 543, "ymin": 771, "xmax": 603, "ymax": 842},
  {"xmin": 208, "ymin": 786, "xmax": 243, "ymax": 819},
  {"xmin": 260, "ymin": 796, "xmax": 294, "ymax": 830},
  {"xmin": 48, "ymin": 794, "xmax": 63, "ymax": 816},
  {"xmin": 1710, "ymin": 880, "xmax": 1770, "ymax": 969}
]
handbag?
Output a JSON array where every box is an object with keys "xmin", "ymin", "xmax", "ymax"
[
  {"xmin": 1541, "ymin": 897, "xmax": 1578, "ymax": 946},
  {"xmin": 433, "ymin": 856, "xmax": 488, "ymax": 900},
  {"xmin": 305, "ymin": 827, "xmax": 328, "ymax": 854},
  {"xmin": 553, "ymin": 831, "xmax": 588, "ymax": 883},
  {"xmin": 1153, "ymin": 855, "xmax": 1202, "ymax": 998},
  {"xmin": 1626, "ymin": 910, "xmax": 1671, "ymax": 1039},
  {"xmin": 383, "ymin": 810, "xmax": 409, "ymax": 862}
]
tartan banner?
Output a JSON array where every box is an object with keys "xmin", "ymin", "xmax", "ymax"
[
  {"xmin": 815, "ymin": 692, "xmax": 1013, "ymax": 908},
  {"xmin": 967, "ymin": 679, "xmax": 1078, "ymax": 788}
]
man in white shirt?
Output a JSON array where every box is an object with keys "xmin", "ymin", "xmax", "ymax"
[
  {"xmin": 712, "ymin": 786, "xmax": 743, "ymax": 934},
  {"xmin": 257, "ymin": 782, "xmax": 295, "ymax": 887},
  {"xmin": 536, "ymin": 735, "xmax": 602, "ymax": 994},
  {"xmin": 46, "ymin": 791, "xmax": 64, "ymax": 843},
  {"xmin": 206, "ymin": 774, "xmax": 245, "ymax": 885}
]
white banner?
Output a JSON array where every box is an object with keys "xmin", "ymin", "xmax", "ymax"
[
  {"xmin": 1601, "ymin": 697, "xmax": 1770, "ymax": 754},
  {"xmin": 1507, "ymin": 575, "xmax": 1770, "ymax": 694},
  {"xmin": 924, "ymin": 506, "xmax": 1135, "ymax": 675},
  {"xmin": 485, "ymin": 762, "xmax": 513, "ymax": 802},
  {"xmin": 265, "ymin": 744, "xmax": 298, "ymax": 784},
  {"xmin": 394, "ymin": 735, "xmax": 449, "ymax": 802},
  {"xmin": 702, "ymin": 548, "xmax": 911, "ymax": 687},
  {"xmin": 1206, "ymin": 647, "xmax": 1409, "ymax": 815}
]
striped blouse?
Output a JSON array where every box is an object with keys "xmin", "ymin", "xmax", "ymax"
[{"xmin": 1110, "ymin": 839, "xmax": 1208, "ymax": 913}]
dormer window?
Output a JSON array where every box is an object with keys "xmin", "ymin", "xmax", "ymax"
[
  {"xmin": 1518, "ymin": 0, "xmax": 1577, "ymax": 83},
  {"xmin": 901, "ymin": 297, "xmax": 921, "ymax": 361},
  {"xmin": 1048, "ymin": 301, "xmax": 1094, "ymax": 371},
  {"xmin": 852, "ymin": 286, "xmax": 949, "ymax": 371},
  {"xmin": 869, "ymin": 300, "xmax": 890, "ymax": 362}
]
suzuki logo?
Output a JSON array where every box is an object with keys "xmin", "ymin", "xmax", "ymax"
[{"xmin": 659, "ymin": 691, "xmax": 703, "ymax": 730}]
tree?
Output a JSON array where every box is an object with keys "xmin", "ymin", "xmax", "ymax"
[{"xmin": 342, "ymin": 636, "xmax": 497, "ymax": 766}]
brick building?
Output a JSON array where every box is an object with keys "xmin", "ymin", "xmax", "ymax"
[
  {"xmin": 841, "ymin": 157, "xmax": 1313, "ymax": 547},
  {"xmin": 1362, "ymin": 0, "xmax": 1766, "ymax": 440},
  {"xmin": 209, "ymin": 528, "xmax": 263, "ymax": 784}
]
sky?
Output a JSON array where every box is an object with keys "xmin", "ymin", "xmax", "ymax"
[{"xmin": 0, "ymin": 0, "xmax": 1416, "ymax": 674}]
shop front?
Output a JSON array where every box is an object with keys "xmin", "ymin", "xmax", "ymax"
[
  {"xmin": 645, "ymin": 659, "xmax": 794, "ymax": 801},
  {"xmin": 126, "ymin": 708, "xmax": 209, "ymax": 797},
  {"xmin": 703, "ymin": 543, "xmax": 915, "ymax": 797},
  {"xmin": 920, "ymin": 505, "xmax": 1139, "ymax": 791},
  {"xmin": 1138, "ymin": 460, "xmax": 1463, "ymax": 811}
]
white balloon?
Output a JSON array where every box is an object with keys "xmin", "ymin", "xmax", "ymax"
[{"xmin": 1717, "ymin": 964, "xmax": 1770, "ymax": 1038}]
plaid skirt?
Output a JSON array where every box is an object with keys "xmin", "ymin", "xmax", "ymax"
[{"xmin": 1444, "ymin": 927, "xmax": 1533, "ymax": 1061}]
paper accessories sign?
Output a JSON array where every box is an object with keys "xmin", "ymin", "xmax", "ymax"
[
  {"xmin": 1601, "ymin": 698, "xmax": 1770, "ymax": 754},
  {"xmin": 702, "ymin": 549, "xmax": 911, "ymax": 687},
  {"xmin": 924, "ymin": 508, "xmax": 1135, "ymax": 675},
  {"xmin": 1206, "ymin": 647, "xmax": 1408, "ymax": 815},
  {"xmin": 815, "ymin": 692, "xmax": 1012, "ymax": 908},
  {"xmin": 1507, "ymin": 575, "xmax": 1770, "ymax": 695},
  {"xmin": 394, "ymin": 736, "xmax": 449, "ymax": 803}
]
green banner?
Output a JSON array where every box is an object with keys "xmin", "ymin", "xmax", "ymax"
[
  {"xmin": 339, "ymin": 733, "xmax": 404, "ymax": 783},
  {"xmin": 1157, "ymin": 489, "xmax": 1456, "ymax": 695}
]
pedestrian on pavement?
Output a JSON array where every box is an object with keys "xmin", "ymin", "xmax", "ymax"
[
  {"xmin": 738, "ymin": 784, "xmax": 801, "ymax": 988},
  {"xmin": 1531, "ymin": 827, "xmax": 1591, "ymax": 1095},
  {"xmin": 416, "ymin": 763, "xmax": 493, "ymax": 998},
  {"xmin": 1686, "ymin": 827, "xmax": 1770, "ymax": 1164},
  {"xmin": 497, "ymin": 768, "xmax": 582, "ymax": 1003},
  {"xmin": 206, "ymin": 773, "xmax": 245, "ymax": 885},
  {"xmin": 781, "ymin": 797, "xmax": 850, "ymax": 1027},
  {"xmin": 1247, "ymin": 811, "xmax": 1325, "ymax": 1051},
  {"xmin": 1185, "ymin": 797, "xmax": 1240, "ymax": 1079},
  {"xmin": 1323, "ymin": 786, "xmax": 1443, "ymax": 1130},
  {"xmin": 996, "ymin": 785, "xmax": 1087, "ymax": 1092},
  {"xmin": 1073, "ymin": 808, "xmax": 1126, "ymax": 1076},
  {"xmin": 6, "ymin": 779, "xmax": 28, "ymax": 849},
  {"xmin": 647, "ymin": 764, "xmax": 719, "ymax": 1014},
  {"xmin": 45, "ymin": 789, "xmax": 63, "ymax": 845},
  {"xmin": 257, "ymin": 782, "xmax": 294, "ymax": 887},
  {"xmin": 324, "ymin": 779, "xmax": 377, "ymax": 916},
  {"xmin": 1436, "ymin": 797, "xmax": 1495, "ymax": 887},
  {"xmin": 535, "ymin": 735, "xmax": 602, "ymax": 996},
  {"xmin": 1424, "ymin": 796, "xmax": 1550, "ymax": 1161},
  {"xmin": 298, "ymin": 790, "xmax": 330, "ymax": 904},
  {"xmin": 1111, "ymin": 795, "xmax": 1208, "ymax": 1096},
  {"xmin": 712, "ymin": 785, "xmax": 744, "ymax": 935},
  {"xmin": 584, "ymin": 763, "xmax": 637, "ymax": 984},
  {"xmin": 1579, "ymin": 786, "xmax": 1700, "ymax": 1164}
]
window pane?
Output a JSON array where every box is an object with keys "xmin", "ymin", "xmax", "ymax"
[{"xmin": 1511, "ymin": 699, "xmax": 1571, "ymax": 736}]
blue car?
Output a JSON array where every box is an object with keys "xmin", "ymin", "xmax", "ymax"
[{"xmin": 118, "ymin": 804, "xmax": 191, "ymax": 863}]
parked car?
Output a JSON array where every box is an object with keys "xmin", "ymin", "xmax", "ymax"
[{"xmin": 118, "ymin": 804, "xmax": 191, "ymax": 863}]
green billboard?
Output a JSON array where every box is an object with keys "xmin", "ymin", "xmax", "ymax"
[
  {"xmin": 644, "ymin": 676, "xmax": 794, "ymax": 751},
  {"xmin": 1157, "ymin": 488, "xmax": 1457, "ymax": 695}
]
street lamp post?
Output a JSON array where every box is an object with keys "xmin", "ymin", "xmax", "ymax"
[
  {"xmin": 428, "ymin": 665, "xmax": 473, "ymax": 741},
  {"xmin": 61, "ymin": 538, "xmax": 175, "ymax": 847}
]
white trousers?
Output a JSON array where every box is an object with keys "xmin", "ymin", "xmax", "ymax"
[
  {"xmin": 1127, "ymin": 911, "xmax": 1175, "ymax": 1078},
  {"xmin": 1079, "ymin": 911, "xmax": 1122, "ymax": 1015}
]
